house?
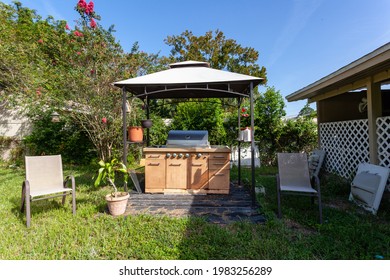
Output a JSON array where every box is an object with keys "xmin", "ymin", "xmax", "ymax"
[
  {"xmin": 286, "ymin": 43, "xmax": 390, "ymax": 183},
  {"xmin": 0, "ymin": 102, "xmax": 30, "ymax": 160}
]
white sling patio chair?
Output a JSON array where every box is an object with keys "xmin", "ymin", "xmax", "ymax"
[
  {"xmin": 308, "ymin": 149, "xmax": 326, "ymax": 179},
  {"xmin": 276, "ymin": 153, "xmax": 323, "ymax": 224},
  {"xmin": 21, "ymin": 155, "xmax": 76, "ymax": 227},
  {"xmin": 349, "ymin": 163, "xmax": 390, "ymax": 215}
]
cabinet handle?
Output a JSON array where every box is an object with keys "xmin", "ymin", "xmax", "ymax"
[
  {"xmin": 213, "ymin": 156, "xmax": 226, "ymax": 159},
  {"xmin": 192, "ymin": 164, "xmax": 203, "ymax": 166},
  {"xmin": 149, "ymin": 155, "xmax": 160, "ymax": 158},
  {"xmin": 170, "ymin": 163, "xmax": 181, "ymax": 166},
  {"xmin": 148, "ymin": 163, "xmax": 160, "ymax": 166},
  {"xmin": 212, "ymin": 163, "xmax": 226, "ymax": 165}
]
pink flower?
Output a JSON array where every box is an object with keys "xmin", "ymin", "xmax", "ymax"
[
  {"xmin": 65, "ymin": 23, "xmax": 70, "ymax": 30},
  {"xmin": 36, "ymin": 89, "xmax": 41, "ymax": 96},
  {"xmin": 78, "ymin": 0, "xmax": 87, "ymax": 10},
  {"xmin": 102, "ymin": 117, "xmax": 107, "ymax": 124},
  {"xmin": 86, "ymin": 1, "xmax": 94, "ymax": 14},
  {"xmin": 37, "ymin": 39, "xmax": 43, "ymax": 43},
  {"xmin": 76, "ymin": 51, "xmax": 81, "ymax": 55},
  {"xmin": 241, "ymin": 107, "xmax": 246, "ymax": 113},
  {"xmin": 74, "ymin": 31, "xmax": 83, "ymax": 37},
  {"xmin": 90, "ymin": 18, "xmax": 96, "ymax": 29}
]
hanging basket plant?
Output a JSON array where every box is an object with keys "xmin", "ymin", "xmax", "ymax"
[{"xmin": 141, "ymin": 119, "xmax": 153, "ymax": 128}]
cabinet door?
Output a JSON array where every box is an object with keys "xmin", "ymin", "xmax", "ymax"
[
  {"xmin": 145, "ymin": 159, "xmax": 166, "ymax": 192},
  {"xmin": 209, "ymin": 165, "xmax": 230, "ymax": 191},
  {"xmin": 209, "ymin": 152, "xmax": 230, "ymax": 193},
  {"xmin": 166, "ymin": 158, "xmax": 187, "ymax": 189},
  {"xmin": 188, "ymin": 153, "xmax": 209, "ymax": 190}
]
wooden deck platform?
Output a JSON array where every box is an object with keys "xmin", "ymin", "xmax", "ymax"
[{"xmin": 125, "ymin": 183, "xmax": 266, "ymax": 225}]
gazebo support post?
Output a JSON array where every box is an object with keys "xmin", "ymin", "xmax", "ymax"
[
  {"xmin": 237, "ymin": 97, "xmax": 242, "ymax": 185},
  {"xmin": 122, "ymin": 87, "xmax": 128, "ymax": 191},
  {"xmin": 146, "ymin": 97, "xmax": 150, "ymax": 147},
  {"xmin": 250, "ymin": 82, "xmax": 256, "ymax": 207}
]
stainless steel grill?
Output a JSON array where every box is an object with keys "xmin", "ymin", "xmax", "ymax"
[{"xmin": 166, "ymin": 130, "xmax": 210, "ymax": 148}]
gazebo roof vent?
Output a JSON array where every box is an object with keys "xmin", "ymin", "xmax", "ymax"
[{"xmin": 169, "ymin": 60, "xmax": 210, "ymax": 69}]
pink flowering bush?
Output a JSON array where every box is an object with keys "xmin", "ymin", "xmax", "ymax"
[{"xmin": 90, "ymin": 18, "xmax": 96, "ymax": 28}]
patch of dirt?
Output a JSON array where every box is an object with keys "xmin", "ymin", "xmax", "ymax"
[
  {"xmin": 323, "ymin": 198, "xmax": 352, "ymax": 211},
  {"xmin": 284, "ymin": 219, "xmax": 318, "ymax": 237}
]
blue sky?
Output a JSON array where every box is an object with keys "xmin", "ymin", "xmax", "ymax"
[{"xmin": 4, "ymin": 0, "xmax": 390, "ymax": 116}]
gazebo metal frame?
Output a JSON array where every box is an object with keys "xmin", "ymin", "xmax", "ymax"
[{"xmin": 114, "ymin": 61, "xmax": 263, "ymax": 206}]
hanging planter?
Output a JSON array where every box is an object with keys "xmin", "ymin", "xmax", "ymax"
[
  {"xmin": 128, "ymin": 126, "xmax": 143, "ymax": 142},
  {"xmin": 141, "ymin": 119, "xmax": 153, "ymax": 128}
]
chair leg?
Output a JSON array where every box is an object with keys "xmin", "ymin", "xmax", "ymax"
[
  {"xmin": 71, "ymin": 175, "xmax": 76, "ymax": 215},
  {"xmin": 22, "ymin": 181, "xmax": 31, "ymax": 227},
  {"xmin": 21, "ymin": 184, "xmax": 26, "ymax": 213},
  {"xmin": 276, "ymin": 175, "xmax": 282, "ymax": 219},
  {"xmin": 62, "ymin": 192, "xmax": 67, "ymax": 205},
  {"xmin": 65, "ymin": 175, "xmax": 76, "ymax": 215},
  {"xmin": 317, "ymin": 194, "xmax": 323, "ymax": 224},
  {"xmin": 72, "ymin": 191, "xmax": 76, "ymax": 215},
  {"xmin": 26, "ymin": 195, "xmax": 31, "ymax": 228}
]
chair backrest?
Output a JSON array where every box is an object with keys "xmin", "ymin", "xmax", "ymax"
[
  {"xmin": 308, "ymin": 149, "xmax": 326, "ymax": 178},
  {"xmin": 25, "ymin": 155, "xmax": 64, "ymax": 190},
  {"xmin": 278, "ymin": 153, "xmax": 311, "ymax": 188},
  {"xmin": 350, "ymin": 162, "xmax": 390, "ymax": 214}
]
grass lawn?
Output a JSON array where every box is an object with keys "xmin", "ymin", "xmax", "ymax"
[{"xmin": 0, "ymin": 162, "xmax": 389, "ymax": 260}]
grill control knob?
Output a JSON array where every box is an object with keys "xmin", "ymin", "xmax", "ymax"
[
  {"xmin": 185, "ymin": 153, "xmax": 190, "ymax": 158},
  {"xmin": 172, "ymin": 153, "xmax": 177, "ymax": 158},
  {"xmin": 178, "ymin": 153, "xmax": 183, "ymax": 158},
  {"xmin": 166, "ymin": 153, "xmax": 171, "ymax": 158},
  {"xmin": 196, "ymin": 153, "xmax": 202, "ymax": 158}
]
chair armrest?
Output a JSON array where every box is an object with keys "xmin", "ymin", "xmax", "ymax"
[
  {"xmin": 22, "ymin": 180, "xmax": 31, "ymax": 197},
  {"xmin": 311, "ymin": 174, "xmax": 321, "ymax": 192},
  {"xmin": 64, "ymin": 175, "xmax": 76, "ymax": 190}
]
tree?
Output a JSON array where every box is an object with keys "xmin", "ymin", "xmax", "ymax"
[
  {"xmin": 170, "ymin": 99, "xmax": 226, "ymax": 145},
  {"xmin": 278, "ymin": 115, "xmax": 318, "ymax": 154},
  {"xmin": 163, "ymin": 29, "xmax": 267, "ymax": 144},
  {"xmin": 254, "ymin": 86, "xmax": 286, "ymax": 165},
  {"xmin": 0, "ymin": 1, "xmax": 161, "ymax": 162},
  {"xmin": 164, "ymin": 29, "xmax": 267, "ymax": 81}
]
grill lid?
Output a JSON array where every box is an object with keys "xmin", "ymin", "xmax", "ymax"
[{"xmin": 166, "ymin": 130, "xmax": 209, "ymax": 147}]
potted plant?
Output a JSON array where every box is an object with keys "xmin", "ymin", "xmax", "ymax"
[
  {"xmin": 94, "ymin": 158, "xmax": 129, "ymax": 216},
  {"xmin": 127, "ymin": 99, "xmax": 143, "ymax": 142}
]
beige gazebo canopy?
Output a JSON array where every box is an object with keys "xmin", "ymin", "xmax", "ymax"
[{"xmin": 114, "ymin": 61, "xmax": 263, "ymax": 99}]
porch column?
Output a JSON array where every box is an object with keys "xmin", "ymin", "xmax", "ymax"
[{"xmin": 366, "ymin": 79, "xmax": 382, "ymax": 164}]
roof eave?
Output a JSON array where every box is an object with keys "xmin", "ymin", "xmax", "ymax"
[{"xmin": 286, "ymin": 42, "xmax": 390, "ymax": 102}]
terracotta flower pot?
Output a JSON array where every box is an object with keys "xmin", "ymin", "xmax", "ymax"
[
  {"xmin": 127, "ymin": 126, "xmax": 143, "ymax": 142},
  {"xmin": 105, "ymin": 192, "xmax": 129, "ymax": 216}
]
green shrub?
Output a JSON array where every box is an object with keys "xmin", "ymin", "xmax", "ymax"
[{"xmin": 23, "ymin": 111, "xmax": 96, "ymax": 164}]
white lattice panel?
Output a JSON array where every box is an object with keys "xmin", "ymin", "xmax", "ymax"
[
  {"xmin": 377, "ymin": 116, "xmax": 390, "ymax": 168},
  {"xmin": 319, "ymin": 119, "xmax": 369, "ymax": 179}
]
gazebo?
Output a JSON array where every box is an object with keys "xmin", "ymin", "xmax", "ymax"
[{"xmin": 114, "ymin": 61, "xmax": 263, "ymax": 205}]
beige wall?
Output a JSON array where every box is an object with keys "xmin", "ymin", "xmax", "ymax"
[{"xmin": 0, "ymin": 103, "xmax": 31, "ymax": 139}]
